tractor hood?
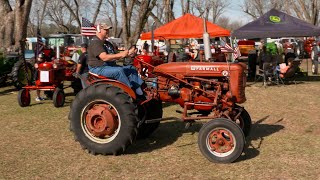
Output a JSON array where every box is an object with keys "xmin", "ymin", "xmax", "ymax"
[{"xmin": 153, "ymin": 62, "xmax": 246, "ymax": 77}]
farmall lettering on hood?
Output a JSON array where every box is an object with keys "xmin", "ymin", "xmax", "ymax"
[{"xmin": 190, "ymin": 65, "xmax": 219, "ymax": 71}]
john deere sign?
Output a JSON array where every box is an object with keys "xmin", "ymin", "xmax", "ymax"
[{"xmin": 269, "ymin": 15, "xmax": 281, "ymax": 23}]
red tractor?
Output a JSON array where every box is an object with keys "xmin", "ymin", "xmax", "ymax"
[
  {"xmin": 17, "ymin": 49, "xmax": 80, "ymax": 107},
  {"xmin": 133, "ymin": 55, "xmax": 164, "ymax": 78},
  {"xmin": 69, "ymin": 58, "xmax": 250, "ymax": 163}
]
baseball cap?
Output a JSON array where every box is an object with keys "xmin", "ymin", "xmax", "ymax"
[{"xmin": 99, "ymin": 23, "xmax": 112, "ymax": 30}]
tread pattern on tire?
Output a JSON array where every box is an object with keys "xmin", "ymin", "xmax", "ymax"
[
  {"xmin": 11, "ymin": 60, "xmax": 34, "ymax": 90},
  {"xmin": 70, "ymin": 83, "xmax": 138, "ymax": 155},
  {"xmin": 137, "ymin": 100, "xmax": 163, "ymax": 139}
]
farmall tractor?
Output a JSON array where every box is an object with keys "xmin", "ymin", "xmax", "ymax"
[
  {"xmin": 17, "ymin": 48, "xmax": 80, "ymax": 107},
  {"xmin": 68, "ymin": 57, "xmax": 250, "ymax": 163}
]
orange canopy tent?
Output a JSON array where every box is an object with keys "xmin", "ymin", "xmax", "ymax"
[{"xmin": 140, "ymin": 13, "xmax": 230, "ymax": 40}]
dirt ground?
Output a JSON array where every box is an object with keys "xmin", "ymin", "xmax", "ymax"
[{"xmin": 0, "ymin": 75, "xmax": 320, "ymax": 179}]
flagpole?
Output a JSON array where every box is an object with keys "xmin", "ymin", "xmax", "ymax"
[{"xmin": 229, "ymin": 37, "xmax": 234, "ymax": 62}]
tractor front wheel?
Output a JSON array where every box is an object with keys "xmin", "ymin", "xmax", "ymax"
[
  {"xmin": 17, "ymin": 89, "xmax": 31, "ymax": 107},
  {"xmin": 198, "ymin": 118, "xmax": 245, "ymax": 163},
  {"xmin": 69, "ymin": 83, "xmax": 138, "ymax": 155},
  {"xmin": 53, "ymin": 88, "xmax": 65, "ymax": 107}
]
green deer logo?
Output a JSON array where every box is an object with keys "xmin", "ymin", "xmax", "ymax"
[{"xmin": 269, "ymin": 16, "xmax": 281, "ymax": 23}]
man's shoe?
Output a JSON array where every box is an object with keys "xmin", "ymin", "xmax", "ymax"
[{"xmin": 35, "ymin": 97, "xmax": 45, "ymax": 102}]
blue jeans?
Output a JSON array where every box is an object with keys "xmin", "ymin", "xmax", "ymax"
[
  {"xmin": 89, "ymin": 62, "xmax": 143, "ymax": 89},
  {"xmin": 80, "ymin": 72, "xmax": 88, "ymax": 88}
]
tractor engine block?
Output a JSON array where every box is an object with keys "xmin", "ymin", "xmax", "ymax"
[{"xmin": 147, "ymin": 62, "xmax": 247, "ymax": 112}]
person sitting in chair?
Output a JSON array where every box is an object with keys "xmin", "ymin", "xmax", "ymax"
[{"xmin": 278, "ymin": 58, "xmax": 300, "ymax": 78}]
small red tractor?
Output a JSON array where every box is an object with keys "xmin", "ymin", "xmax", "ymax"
[
  {"xmin": 69, "ymin": 57, "xmax": 250, "ymax": 163},
  {"xmin": 17, "ymin": 49, "xmax": 80, "ymax": 107}
]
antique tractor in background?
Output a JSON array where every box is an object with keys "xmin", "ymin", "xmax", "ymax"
[
  {"xmin": 18, "ymin": 49, "xmax": 81, "ymax": 108},
  {"xmin": 68, "ymin": 58, "xmax": 250, "ymax": 163}
]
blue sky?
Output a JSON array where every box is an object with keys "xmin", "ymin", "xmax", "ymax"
[
  {"xmin": 171, "ymin": 0, "xmax": 252, "ymax": 24},
  {"xmin": 223, "ymin": 0, "xmax": 252, "ymax": 23}
]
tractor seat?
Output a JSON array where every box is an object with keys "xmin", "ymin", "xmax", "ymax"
[{"xmin": 88, "ymin": 72, "xmax": 109, "ymax": 80}]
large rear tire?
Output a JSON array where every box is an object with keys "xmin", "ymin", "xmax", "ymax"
[
  {"xmin": 11, "ymin": 60, "xmax": 34, "ymax": 90},
  {"xmin": 137, "ymin": 100, "xmax": 163, "ymax": 139},
  {"xmin": 198, "ymin": 118, "xmax": 245, "ymax": 163},
  {"xmin": 70, "ymin": 83, "xmax": 138, "ymax": 155}
]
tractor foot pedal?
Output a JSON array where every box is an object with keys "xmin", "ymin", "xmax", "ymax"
[{"xmin": 185, "ymin": 120, "xmax": 195, "ymax": 129}]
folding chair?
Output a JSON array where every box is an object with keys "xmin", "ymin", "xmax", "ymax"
[
  {"xmin": 262, "ymin": 62, "xmax": 278, "ymax": 86},
  {"xmin": 278, "ymin": 59, "xmax": 301, "ymax": 84},
  {"xmin": 254, "ymin": 65, "xmax": 264, "ymax": 83}
]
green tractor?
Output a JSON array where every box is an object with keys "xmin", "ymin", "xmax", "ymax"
[{"xmin": 0, "ymin": 52, "xmax": 34, "ymax": 88}]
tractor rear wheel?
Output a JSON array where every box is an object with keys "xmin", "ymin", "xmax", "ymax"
[
  {"xmin": 11, "ymin": 60, "xmax": 34, "ymax": 90},
  {"xmin": 53, "ymin": 88, "xmax": 65, "ymax": 107},
  {"xmin": 198, "ymin": 118, "xmax": 245, "ymax": 163},
  {"xmin": 234, "ymin": 106, "xmax": 252, "ymax": 137},
  {"xmin": 69, "ymin": 83, "xmax": 138, "ymax": 155},
  {"xmin": 137, "ymin": 100, "xmax": 163, "ymax": 139},
  {"xmin": 17, "ymin": 89, "xmax": 31, "ymax": 107}
]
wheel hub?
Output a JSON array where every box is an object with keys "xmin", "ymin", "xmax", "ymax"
[
  {"xmin": 85, "ymin": 104, "xmax": 118, "ymax": 137},
  {"xmin": 208, "ymin": 129, "xmax": 234, "ymax": 153}
]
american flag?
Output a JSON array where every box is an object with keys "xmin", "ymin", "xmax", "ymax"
[
  {"xmin": 220, "ymin": 38, "xmax": 233, "ymax": 53},
  {"xmin": 81, "ymin": 17, "xmax": 96, "ymax": 36},
  {"xmin": 35, "ymin": 28, "xmax": 44, "ymax": 58},
  {"xmin": 233, "ymin": 39, "xmax": 241, "ymax": 59}
]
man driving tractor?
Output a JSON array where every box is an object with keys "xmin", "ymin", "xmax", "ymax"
[{"xmin": 87, "ymin": 22, "xmax": 144, "ymax": 96}]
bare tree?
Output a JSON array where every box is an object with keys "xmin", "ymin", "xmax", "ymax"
[
  {"xmin": 180, "ymin": 0, "xmax": 190, "ymax": 15},
  {"xmin": 190, "ymin": 0, "xmax": 230, "ymax": 22},
  {"xmin": 46, "ymin": 0, "xmax": 77, "ymax": 33},
  {"xmin": 163, "ymin": 0, "xmax": 175, "ymax": 23},
  {"xmin": 28, "ymin": 0, "xmax": 48, "ymax": 36},
  {"xmin": 92, "ymin": 0, "xmax": 103, "ymax": 24},
  {"xmin": 241, "ymin": 0, "xmax": 283, "ymax": 19},
  {"xmin": 0, "ymin": 0, "xmax": 33, "ymax": 52},
  {"xmin": 284, "ymin": 0, "xmax": 319, "ymax": 25},
  {"xmin": 99, "ymin": 0, "xmax": 120, "ymax": 38},
  {"xmin": 241, "ymin": 0, "xmax": 320, "ymax": 25},
  {"xmin": 210, "ymin": 0, "xmax": 230, "ymax": 23},
  {"xmin": 120, "ymin": 0, "xmax": 157, "ymax": 48}
]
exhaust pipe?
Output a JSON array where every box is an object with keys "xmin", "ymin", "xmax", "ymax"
[{"xmin": 203, "ymin": 18, "xmax": 212, "ymax": 61}]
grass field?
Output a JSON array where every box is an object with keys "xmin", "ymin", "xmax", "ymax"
[{"xmin": 0, "ymin": 80, "xmax": 320, "ymax": 179}]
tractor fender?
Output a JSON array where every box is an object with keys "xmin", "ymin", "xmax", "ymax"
[{"xmin": 91, "ymin": 79, "xmax": 137, "ymax": 100}]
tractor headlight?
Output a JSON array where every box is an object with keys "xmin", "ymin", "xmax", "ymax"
[
  {"xmin": 34, "ymin": 63, "xmax": 38, "ymax": 69},
  {"xmin": 53, "ymin": 63, "xmax": 58, "ymax": 69}
]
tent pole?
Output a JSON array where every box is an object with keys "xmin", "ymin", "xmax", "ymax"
[
  {"xmin": 230, "ymin": 37, "xmax": 234, "ymax": 62},
  {"xmin": 305, "ymin": 37, "xmax": 308, "ymax": 77},
  {"xmin": 151, "ymin": 22, "xmax": 155, "ymax": 54}
]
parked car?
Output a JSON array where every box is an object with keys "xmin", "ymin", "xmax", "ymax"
[{"xmin": 279, "ymin": 37, "xmax": 299, "ymax": 55}]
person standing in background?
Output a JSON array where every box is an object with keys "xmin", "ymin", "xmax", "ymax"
[{"xmin": 76, "ymin": 43, "xmax": 89, "ymax": 88}]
